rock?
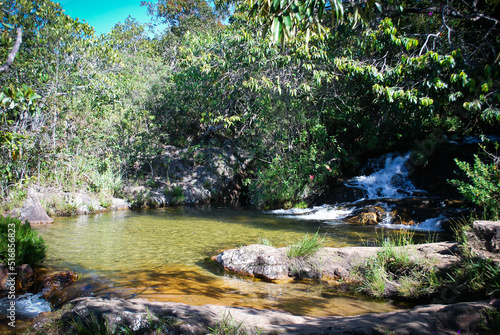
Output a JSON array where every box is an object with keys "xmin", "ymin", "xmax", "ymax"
[
  {"xmin": 345, "ymin": 206, "xmax": 386, "ymax": 225},
  {"xmin": 473, "ymin": 220, "xmax": 500, "ymax": 253},
  {"xmin": 0, "ymin": 264, "xmax": 8, "ymax": 295},
  {"xmin": 19, "ymin": 189, "xmax": 53, "ymax": 224},
  {"xmin": 213, "ymin": 242, "xmax": 459, "ymax": 284},
  {"xmin": 15, "ymin": 264, "xmax": 37, "ymax": 292},
  {"xmin": 37, "ymin": 271, "xmax": 78, "ymax": 304},
  {"xmin": 215, "ymin": 244, "xmax": 290, "ymax": 281},
  {"xmin": 29, "ymin": 297, "xmax": 492, "ymax": 335},
  {"xmin": 147, "ymin": 146, "xmax": 252, "ymax": 206},
  {"xmin": 0, "ymin": 264, "xmax": 37, "ymax": 295},
  {"xmin": 110, "ymin": 198, "xmax": 129, "ymax": 211}
]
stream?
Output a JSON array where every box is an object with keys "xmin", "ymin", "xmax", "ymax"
[{"xmin": 2, "ymin": 152, "xmax": 461, "ymax": 329}]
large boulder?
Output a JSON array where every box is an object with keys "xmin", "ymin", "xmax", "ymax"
[
  {"xmin": 19, "ymin": 189, "xmax": 53, "ymax": 224},
  {"xmin": 473, "ymin": 220, "xmax": 500, "ymax": 253},
  {"xmin": 142, "ymin": 145, "xmax": 252, "ymax": 207},
  {"xmin": 214, "ymin": 244, "xmax": 290, "ymax": 281}
]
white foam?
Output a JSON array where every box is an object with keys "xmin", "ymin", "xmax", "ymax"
[
  {"xmin": 271, "ymin": 205, "xmax": 354, "ymax": 221},
  {"xmin": 347, "ymin": 152, "xmax": 419, "ymax": 199},
  {"xmin": 0, "ymin": 293, "xmax": 51, "ymax": 319},
  {"xmin": 379, "ymin": 216, "xmax": 445, "ymax": 232}
]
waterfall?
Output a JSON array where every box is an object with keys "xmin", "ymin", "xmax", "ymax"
[
  {"xmin": 271, "ymin": 152, "xmax": 446, "ymax": 231},
  {"xmin": 346, "ymin": 152, "xmax": 421, "ymax": 199}
]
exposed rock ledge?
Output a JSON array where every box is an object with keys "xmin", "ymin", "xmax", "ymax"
[
  {"xmin": 30, "ymin": 297, "xmax": 493, "ymax": 335},
  {"xmin": 213, "ymin": 242, "xmax": 460, "ymax": 282}
]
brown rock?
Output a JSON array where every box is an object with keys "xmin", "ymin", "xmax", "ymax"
[
  {"xmin": 16, "ymin": 264, "xmax": 37, "ymax": 292},
  {"xmin": 39, "ymin": 271, "xmax": 78, "ymax": 301},
  {"xmin": 346, "ymin": 206, "xmax": 386, "ymax": 225},
  {"xmin": 0, "ymin": 264, "xmax": 8, "ymax": 294}
]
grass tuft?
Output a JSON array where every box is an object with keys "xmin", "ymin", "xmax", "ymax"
[{"xmin": 287, "ymin": 231, "xmax": 325, "ymax": 259}]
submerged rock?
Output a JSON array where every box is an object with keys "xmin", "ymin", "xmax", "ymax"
[{"xmin": 36, "ymin": 271, "xmax": 78, "ymax": 306}]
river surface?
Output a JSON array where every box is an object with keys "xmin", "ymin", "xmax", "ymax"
[
  {"xmin": 34, "ymin": 206, "xmax": 418, "ymax": 317},
  {"xmin": 2, "ymin": 152, "xmax": 457, "ymax": 332}
]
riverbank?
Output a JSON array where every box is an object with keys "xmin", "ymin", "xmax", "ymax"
[{"xmin": 26, "ymin": 297, "xmax": 494, "ymax": 335}]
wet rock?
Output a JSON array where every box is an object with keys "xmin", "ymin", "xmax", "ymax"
[
  {"xmin": 0, "ymin": 264, "xmax": 37, "ymax": 295},
  {"xmin": 19, "ymin": 189, "xmax": 53, "ymax": 224},
  {"xmin": 16, "ymin": 264, "xmax": 37, "ymax": 292},
  {"xmin": 0, "ymin": 264, "xmax": 8, "ymax": 295},
  {"xmin": 346, "ymin": 206, "xmax": 386, "ymax": 225},
  {"xmin": 391, "ymin": 209, "xmax": 417, "ymax": 225},
  {"xmin": 473, "ymin": 220, "xmax": 500, "ymax": 253},
  {"xmin": 37, "ymin": 271, "xmax": 78, "ymax": 305},
  {"xmin": 214, "ymin": 244, "xmax": 290, "ymax": 281}
]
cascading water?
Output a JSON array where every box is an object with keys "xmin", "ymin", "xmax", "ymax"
[
  {"xmin": 346, "ymin": 152, "xmax": 421, "ymax": 199},
  {"xmin": 0, "ymin": 293, "xmax": 51, "ymax": 319},
  {"xmin": 272, "ymin": 152, "xmax": 447, "ymax": 231}
]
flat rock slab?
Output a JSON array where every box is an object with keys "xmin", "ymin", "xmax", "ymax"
[
  {"xmin": 32, "ymin": 297, "xmax": 492, "ymax": 335},
  {"xmin": 214, "ymin": 242, "xmax": 460, "ymax": 282}
]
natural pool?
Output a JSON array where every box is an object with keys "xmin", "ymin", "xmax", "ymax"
[{"xmin": 34, "ymin": 206, "xmax": 414, "ymax": 317}]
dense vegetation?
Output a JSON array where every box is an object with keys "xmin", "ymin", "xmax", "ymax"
[
  {"xmin": 0, "ymin": 0, "xmax": 499, "ymax": 211},
  {"xmin": 0, "ymin": 216, "xmax": 46, "ymax": 265}
]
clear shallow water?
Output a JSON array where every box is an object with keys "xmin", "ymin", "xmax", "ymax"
[{"xmin": 34, "ymin": 206, "xmax": 406, "ymax": 317}]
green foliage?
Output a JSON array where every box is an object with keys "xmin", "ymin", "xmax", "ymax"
[
  {"xmin": 355, "ymin": 231, "xmax": 439, "ymax": 299},
  {"xmin": 450, "ymin": 147, "xmax": 500, "ymax": 220},
  {"xmin": 69, "ymin": 313, "xmax": 112, "ymax": 335},
  {"xmin": 257, "ymin": 237, "xmax": 272, "ymax": 246},
  {"xmin": 0, "ymin": 216, "xmax": 46, "ymax": 265},
  {"xmin": 163, "ymin": 186, "xmax": 186, "ymax": 204},
  {"xmin": 287, "ymin": 231, "xmax": 325, "ymax": 259},
  {"xmin": 208, "ymin": 311, "xmax": 261, "ymax": 335}
]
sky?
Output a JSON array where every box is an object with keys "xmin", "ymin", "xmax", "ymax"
[{"xmin": 57, "ymin": 0, "xmax": 157, "ymax": 35}]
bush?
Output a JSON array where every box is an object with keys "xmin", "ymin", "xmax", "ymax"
[
  {"xmin": 450, "ymin": 146, "xmax": 500, "ymax": 220},
  {"xmin": 0, "ymin": 216, "xmax": 46, "ymax": 266}
]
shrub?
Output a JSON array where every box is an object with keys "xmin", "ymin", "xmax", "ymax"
[
  {"xmin": 450, "ymin": 146, "xmax": 500, "ymax": 220},
  {"xmin": 0, "ymin": 216, "xmax": 46, "ymax": 265}
]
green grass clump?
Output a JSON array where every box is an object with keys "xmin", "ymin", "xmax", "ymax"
[
  {"xmin": 208, "ymin": 311, "xmax": 261, "ymax": 335},
  {"xmin": 355, "ymin": 230, "xmax": 439, "ymax": 300},
  {"xmin": 287, "ymin": 231, "xmax": 325, "ymax": 259},
  {"xmin": 0, "ymin": 216, "xmax": 46, "ymax": 265}
]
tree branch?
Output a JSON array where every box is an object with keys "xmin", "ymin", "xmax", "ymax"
[{"xmin": 0, "ymin": 28, "xmax": 22, "ymax": 73}]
